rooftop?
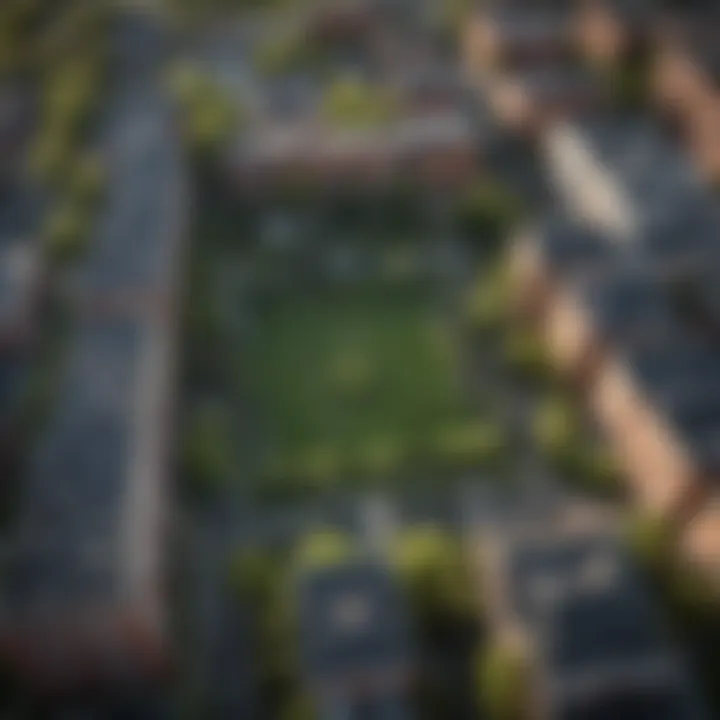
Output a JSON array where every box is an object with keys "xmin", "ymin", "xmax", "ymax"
[
  {"xmin": 297, "ymin": 561, "xmax": 412, "ymax": 691},
  {"xmin": 5, "ymin": 311, "xmax": 169, "ymax": 617}
]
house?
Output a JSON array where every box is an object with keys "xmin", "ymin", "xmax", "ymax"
[
  {"xmin": 486, "ymin": 65, "xmax": 605, "ymax": 137},
  {"xmin": 472, "ymin": 502, "xmax": 707, "ymax": 720},
  {"xmin": 575, "ymin": 0, "xmax": 655, "ymax": 67},
  {"xmin": 543, "ymin": 117, "xmax": 714, "ymax": 245},
  {"xmin": 463, "ymin": 0, "xmax": 576, "ymax": 80},
  {"xmin": 297, "ymin": 560, "xmax": 414, "ymax": 718},
  {"xmin": 652, "ymin": 18, "xmax": 720, "ymax": 183}
]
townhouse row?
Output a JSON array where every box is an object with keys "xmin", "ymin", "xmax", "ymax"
[
  {"xmin": 509, "ymin": 116, "xmax": 720, "ymax": 584},
  {"xmin": 470, "ymin": 500, "xmax": 709, "ymax": 719},
  {"xmin": 0, "ymin": 12, "xmax": 190, "ymax": 692},
  {"xmin": 462, "ymin": 0, "xmax": 720, "ymax": 165}
]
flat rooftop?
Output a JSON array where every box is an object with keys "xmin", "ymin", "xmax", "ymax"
[{"xmin": 297, "ymin": 561, "xmax": 412, "ymax": 690}]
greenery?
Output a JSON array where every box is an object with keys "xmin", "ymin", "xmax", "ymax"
[
  {"xmin": 320, "ymin": 75, "xmax": 398, "ymax": 127},
  {"xmin": 532, "ymin": 395, "xmax": 578, "ymax": 461},
  {"xmin": 43, "ymin": 200, "xmax": 90, "ymax": 262},
  {"xmin": 246, "ymin": 286, "xmax": 474, "ymax": 487},
  {"xmin": 293, "ymin": 528, "xmax": 354, "ymax": 570},
  {"xmin": 466, "ymin": 263, "xmax": 511, "ymax": 334},
  {"xmin": 182, "ymin": 402, "xmax": 234, "ymax": 497},
  {"xmin": 455, "ymin": 181, "xmax": 521, "ymax": 255},
  {"xmin": 476, "ymin": 643, "xmax": 527, "ymax": 720},
  {"xmin": 432, "ymin": 419, "xmax": 507, "ymax": 471},
  {"xmin": 169, "ymin": 62, "xmax": 239, "ymax": 155},
  {"xmin": 504, "ymin": 328, "xmax": 552, "ymax": 382},
  {"xmin": 391, "ymin": 525, "xmax": 473, "ymax": 626}
]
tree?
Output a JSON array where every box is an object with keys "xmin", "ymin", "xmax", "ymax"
[
  {"xmin": 532, "ymin": 396, "xmax": 577, "ymax": 462},
  {"xmin": 624, "ymin": 512, "xmax": 676, "ymax": 582},
  {"xmin": 476, "ymin": 642, "xmax": 528, "ymax": 720},
  {"xmin": 43, "ymin": 200, "xmax": 89, "ymax": 262},
  {"xmin": 182, "ymin": 402, "xmax": 234, "ymax": 497},
  {"xmin": 504, "ymin": 329, "xmax": 552, "ymax": 382},
  {"xmin": 321, "ymin": 75, "xmax": 397, "ymax": 127},
  {"xmin": 456, "ymin": 181, "xmax": 521, "ymax": 255},
  {"xmin": 70, "ymin": 152, "xmax": 106, "ymax": 205},
  {"xmin": 433, "ymin": 420, "xmax": 507, "ymax": 471},
  {"xmin": 356, "ymin": 435, "xmax": 405, "ymax": 482},
  {"xmin": 294, "ymin": 528, "xmax": 354, "ymax": 571},
  {"xmin": 466, "ymin": 264, "xmax": 511, "ymax": 333},
  {"xmin": 227, "ymin": 548, "xmax": 280, "ymax": 605},
  {"xmin": 390, "ymin": 525, "xmax": 473, "ymax": 625},
  {"xmin": 295, "ymin": 444, "xmax": 341, "ymax": 491}
]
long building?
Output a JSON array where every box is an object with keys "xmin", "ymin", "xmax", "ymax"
[
  {"xmin": 543, "ymin": 116, "xmax": 717, "ymax": 245},
  {"xmin": 0, "ymin": 10, "xmax": 188, "ymax": 691},
  {"xmin": 471, "ymin": 502, "xmax": 708, "ymax": 719}
]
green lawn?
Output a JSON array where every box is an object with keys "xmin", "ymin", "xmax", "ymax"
[{"xmin": 244, "ymin": 285, "xmax": 476, "ymax": 483}]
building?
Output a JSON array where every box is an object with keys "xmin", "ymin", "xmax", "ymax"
[
  {"xmin": 231, "ymin": 111, "xmax": 479, "ymax": 194},
  {"xmin": 575, "ymin": 0, "xmax": 654, "ymax": 67},
  {"xmin": 652, "ymin": 18, "xmax": 720, "ymax": 183},
  {"xmin": 0, "ymin": 311, "xmax": 174, "ymax": 689},
  {"xmin": 508, "ymin": 217, "xmax": 614, "ymax": 324},
  {"xmin": 0, "ymin": 10, "xmax": 188, "ymax": 692},
  {"xmin": 486, "ymin": 65, "xmax": 605, "ymax": 137},
  {"xmin": 472, "ymin": 502, "xmax": 707, "ymax": 720},
  {"xmin": 297, "ymin": 561, "xmax": 414, "ymax": 718},
  {"xmin": 543, "ymin": 117, "xmax": 715, "ymax": 246},
  {"xmin": 463, "ymin": 0, "xmax": 576, "ymax": 80}
]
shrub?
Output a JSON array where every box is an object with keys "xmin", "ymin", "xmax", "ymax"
[
  {"xmin": 391, "ymin": 525, "xmax": 473, "ymax": 623},
  {"xmin": 294, "ymin": 528, "xmax": 354, "ymax": 570},
  {"xmin": 433, "ymin": 420, "xmax": 507, "ymax": 471},
  {"xmin": 532, "ymin": 396, "xmax": 577, "ymax": 461},
  {"xmin": 43, "ymin": 201, "xmax": 90, "ymax": 262},
  {"xmin": 476, "ymin": 642, "xmax": 528, "ymax": 720}
]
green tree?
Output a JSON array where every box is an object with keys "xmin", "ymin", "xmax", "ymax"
[
  {"xmin": 532, "ymin": 395, "xmax": 577, "ymax": 462},
  {"xmin": 43, "ymin": 200, "xmax": 90, "ymax": 262},
  {"xmin": 70, "ymin": 152, "xmax": 106, "ymax": 206},
  {"xmin": 321, "ymin": 75, "xmax": 397, "ymax": 127},
  {"xmin": 182, "ymin": 402, "xmax": 234, "ymax": 497},
  {"xmin": 433, "ymin": 419, "xmax": 507, "ymax": 471},
  {"xmin": 391, "ymin": 525, "xmax": 473, "ymax": 625},
  {"xmin": 476, "ymin": 642, "xmax": 528, "ymax": 720},
  {"xmin": 456, "ymin": 181, "xmax": 521, "ymax": 255},
  {"xmin": 294, "ymin": 528, "xmax": 354, "ymax": 571}
]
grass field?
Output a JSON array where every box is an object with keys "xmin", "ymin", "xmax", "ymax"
[{"xmin": 244, "ymin": 284, "xmax": 475, "ymax": 482}]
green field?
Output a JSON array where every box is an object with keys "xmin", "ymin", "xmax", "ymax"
[{"xmin": 244, "ymin": 285, "xmax": 480, "ymax": 484}]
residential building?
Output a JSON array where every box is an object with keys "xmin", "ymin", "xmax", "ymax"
[
  {"xmin": 486, "ymin": 65, "xmax": 605, "ymax": 136},
  {"xmin": 0, "ymin": 10, "xmax": 188, "ymax": 692},
  {"xmin": 463, "ymin": 0, "xmax": 576, "ymax": 80},
  {"xmin": 543, "ymin": 117, "xmax": 715, "ymax": 248},
  {"xmin": 297, "ymin": 560, "xmax": 414, "ymax": 718},
  {"xmin": 652, "ymin": 17, "xmax": 720, "ymax": 183},
  {"xmin": 508, "ymin": 217, "xmax": 613, "ymax": 324},
  {"xmin": 575, "ymin": 0, "xmax": 654, "ymax": 67},
  {"xmin": 472, "ymin": 502, "xmax": 707, "ymax": 720},
  {"xmin": 0, "ymin": 311, "xmax": 174, "ymax": 690},
  {"xmin": 231, "ymin": 111, "xmax": 479, "ymax": 193}
]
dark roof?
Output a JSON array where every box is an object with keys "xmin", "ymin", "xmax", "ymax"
[
  {"xmin": 559, "ymin": 687, "xmax": 706, "ymax": 720},
  {"xmin": 535, "ymin": 217, "xmax": 615, "ymax": 277},
  {"xmin": 545, "ymin": 585, "xmax": 668, "ymax": 671},
  {"xmin": 577, "ymin": 269, "xmax": 677, "ymax": 342},
  {"xmin": 297, "ymin": 561, "xmax": 411, "ymax": 689},
  {"xmin": 5, "ymin": 313, "xmax": 160, "ymax": 616}
]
